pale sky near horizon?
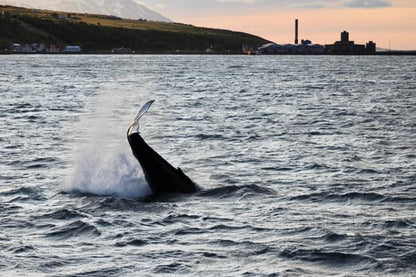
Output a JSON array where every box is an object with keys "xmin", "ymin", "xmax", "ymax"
[{"xmin": 138, "ymin": 0, "xmax": 416, "ymax": 50}]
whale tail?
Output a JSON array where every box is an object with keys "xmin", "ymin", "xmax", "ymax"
[
  {"xmin": 127, "ymin": 100, "xmax": 199, "ymax": 194},
  {"xmin": 127, "ymin": 100, "xmax": 155, "ymax": 136}
]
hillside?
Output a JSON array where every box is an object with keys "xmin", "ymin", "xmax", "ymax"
[{"xmin": 0, "ymin": 5, "xmax": 270, "ymax": 53}]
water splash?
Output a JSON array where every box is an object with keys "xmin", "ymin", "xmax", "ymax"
[
  {"xmin": 67, "ymin": 149, "xmax": 151, "ymax": 198},
  {"xmin": 63, "ymin": 86, "xmax": 152, "ymax": 199}
]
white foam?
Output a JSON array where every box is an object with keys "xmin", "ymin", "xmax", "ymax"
[
  {"xmin": 67, "ymin": 149, "xmax": 151, "ymax": 198},
  {"xmin": 63, "ymin": 86, "xmax": 152, "ymax": 199}
]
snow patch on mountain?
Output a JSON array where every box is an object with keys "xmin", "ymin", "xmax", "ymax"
[{"xmin": 0, "ymin": 0, "xmax": 171, "ymax": 22}]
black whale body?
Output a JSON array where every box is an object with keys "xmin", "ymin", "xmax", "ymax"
[{"xmin": 127, "ymin": 101, "xmax": 198, "ymax": 194}]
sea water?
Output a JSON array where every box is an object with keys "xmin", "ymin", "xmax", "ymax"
[{"xmin": 1, "ymin": 55, "xmax": 416, "ymax": 276}]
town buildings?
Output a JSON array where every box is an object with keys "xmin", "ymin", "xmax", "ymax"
[
  {"xmin": 9, "ymin": 43, "xmax": 62, "ymax": 53},
  {"xmin": 8, "ymin": 43, "xmax": 81, "ymax": 53}
]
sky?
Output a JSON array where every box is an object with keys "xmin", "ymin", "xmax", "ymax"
[{"xmin": 137, "ymin": 0, "xmax": 416, "ymax": 50}]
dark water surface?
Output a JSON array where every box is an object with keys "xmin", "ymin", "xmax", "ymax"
[{"xmin": 1, "ymin": 55, "xmax": 415, "ymax": 276}]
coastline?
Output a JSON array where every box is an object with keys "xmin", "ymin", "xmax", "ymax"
[
  {"xmin": 2, "ymin": 5, "xmax": 414, "ymax": 57},
  {"xmin": 1, "ymin": 51, "xmax": 415, "ymax": 55}
]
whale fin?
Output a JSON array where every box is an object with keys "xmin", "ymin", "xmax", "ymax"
[{"xmin": 128, "ymin": 100, "xmax": 155, "ymax": 135}]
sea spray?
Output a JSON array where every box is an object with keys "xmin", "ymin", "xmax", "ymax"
[
  {"xmin": 63, "ymin": 86, "xmax": 152, "ymax": 198},
  {"xmin": 68, "ymin": 148, "xmax": 151, "ymax": 198}
]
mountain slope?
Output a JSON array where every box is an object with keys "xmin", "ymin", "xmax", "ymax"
[
  {"xmin": 0, "ymin": 0, "xmax": 171, "ymax": 22},
  {"xmin": 0, "ymin": 5, "xmax": 270, "ymax": 53}
]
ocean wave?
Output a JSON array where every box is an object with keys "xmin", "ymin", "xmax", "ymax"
[
  {"xmin": 63, "ymin": 267, "xmax": 123, "ymax": 276},
  {"xmin": 115, "ymin": 239, "xmax": 147, "ymax": 247},
  {"xmin": 153, "ymin": 262, "xmax": 191, "ymax": 274},
  {"xmin": 322, "ymin": 231, "xmax": 348, "ymax": 242},
  {"xmin": 45, "ymin": 220, "xmax": 101, "ymax": 239},
  {"xmin": 72, "ymin": 196, "xmax": 147, "ymax": 212},
  {"xmin": 7, "ymin": 244, "xmax": 35, "ymax": 254},
  {"xmin": 290, "ymin": 191, "xmax": 386, "ymax": 202},
  {"xmin": 0, "ymin": 186, "xmax": 47, "ymax": 203},
  {"xmin": 6, "ymin": 157, "xmax": 60, "ymax": 169},
  {"xmin": 291, "ymin": 191, "xmax": 416, "ymax": 204},
  {"xmin": 198, "ymin": 184, "xmax": 276, "ymax": 198},
  {"xmin": 35, "ymin": 208, "xmax": 87, "ymax": 220},
  {"xmin": 262, "ymin": 166, "xmax": 293, "ymax": 172},
  {"xmin": 194, "ymin": 133, "xmax": 226, "ymax": 140},
  {"xmin": 0, "ymin": 186, "xmax": 38, "ymax": 196},
  {"xmin": 161, "ymin": 213, "xmax": 201, "ymax": 224},
  {"xmin": 279, "ymin": 248, "xmax": 380, "ymax": 270},
  {"xmin": 382, "ymin": 219, "xmax": 414, "ymax": 229},
  {"xmin": 210, "ymin": 239, "xmax": 271, "ymax": 257}
]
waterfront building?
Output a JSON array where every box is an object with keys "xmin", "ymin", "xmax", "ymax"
[
  {"xmin": 10, "ymin": 43, "xmax": 34, "ymax": 53},
  {"xmin": 64, "ymin": 45, "xmax": 81, "ymax": 53},
  {"xmin": 366, "ymin": 41, "xmax": 376, "ymax": 53},
  {"xmin": 112, "ymin": 47, "xmax": 132, "ymax": 54},
  {"xmin": 31, "ymin": 43, "xmax": 45, "ymax": 52},
  {"xmin": 46, "ymin": 44, "xmax": 60, "ymax": 53},
  {"xmin": 258, "ymin": 40, "xmax": 324, "ymax": 54}
]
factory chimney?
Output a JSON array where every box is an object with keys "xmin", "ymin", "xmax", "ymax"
[{"xmin": 295, "ymin": 19, "xmax": 299, "ymax": 44}]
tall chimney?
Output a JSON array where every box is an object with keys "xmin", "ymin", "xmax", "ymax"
[{"xmin": 295, "ymin": 19, "xmax": 299, "ymax": 44}]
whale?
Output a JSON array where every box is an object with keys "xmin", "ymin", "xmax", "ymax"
[{"xmin": 127, "ymin": 100, "xmax": 198, "ymax": 195}]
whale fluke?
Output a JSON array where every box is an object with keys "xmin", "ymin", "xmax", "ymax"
[{"xmin": 128, "ymin": 100, "xmax": 155, "ymax": 136}]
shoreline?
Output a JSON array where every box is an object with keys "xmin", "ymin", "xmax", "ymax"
[{"xmin": 1, "ymin": 51, "xmax": 416, "ymax": 56}]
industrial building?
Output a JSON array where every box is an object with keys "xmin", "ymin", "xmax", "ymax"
[
  {"xmin": 324, "ymin": 31, "xmax": 376, "ymax": 54},
  {"xmin": 259, "ymin": 19, "xmax": 324, "ymax": 54},
  {"xmin": 258, "ymin": 41, "xmax": 324, "ymax": 54},
  {"xmin": 257, "ymin": 19, "xmax": 377, "ymax": 55}
]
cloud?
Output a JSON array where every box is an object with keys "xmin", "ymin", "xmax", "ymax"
[
  {"xmin": 214, "ymin": 0, "xmax": 394, "ymax": 9},
  {"xmin": 288, "ymin": 0, "xmax": 393, "ymax": 9},
  {"xmin": 154, "ymin": 3, "xmax": 166, "ymax": 9},
  {"xmin": 343, "ymin": 0, "xmax": 392, "ymax": 8},
  {"xmin": 216, "ymin": 0, "xmax": 263, "ymax": 3},
  {"xmin": 290, "ymin": 2, "xmax": 326, "ymax": 9},
  {"xmin": 138, "ymin": 0, "xmax": 397, "ymax": 13}
]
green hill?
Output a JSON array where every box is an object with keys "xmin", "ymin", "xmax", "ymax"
[{"xmin": 0, "ymin": 5, "xmax": 270, "ymax": 53}]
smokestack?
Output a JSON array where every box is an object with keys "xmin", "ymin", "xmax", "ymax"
[{"xmin": 295, "ymin": 19, "xmax": 299, "ymax": 44}]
